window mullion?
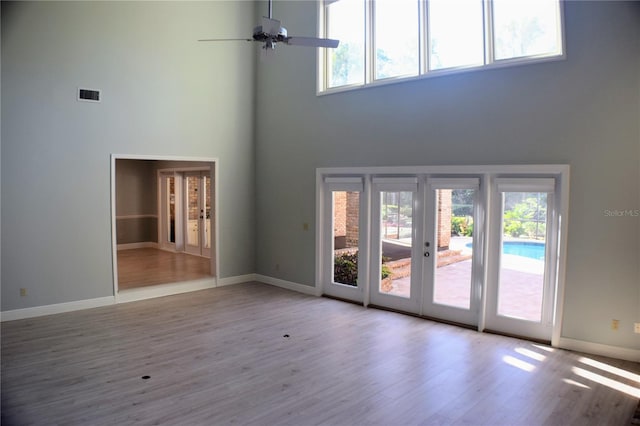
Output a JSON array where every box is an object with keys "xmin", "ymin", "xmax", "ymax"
[
  {"xmin": 484, "ymin": 0, "xmax": 495, "ymax": 65},
  {"xmin": 365, "ymin": 0, "xmax": 374, "ymax": 84},
  {"xmin": 421, "ymin": 0, "xmax": 429, "ymax": 74}
]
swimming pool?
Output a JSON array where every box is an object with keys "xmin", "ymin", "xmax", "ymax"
[{"xmin": 466, "ymin": 241, "xmax": 546, "ymax": 260}]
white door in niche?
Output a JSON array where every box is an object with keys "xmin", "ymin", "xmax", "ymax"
[{"xmin": 184, "ymin": 172, "xmax": 212, "ymax": 258}]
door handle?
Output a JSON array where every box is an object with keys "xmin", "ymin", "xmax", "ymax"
[{"xmin": 424, "ymin": 251, "xmax": 430, "ymax": 257}]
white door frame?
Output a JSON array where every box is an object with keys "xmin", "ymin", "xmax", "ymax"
[
  {"xmin": 316, "ymin": 164, "xmax": 570, "ymax": 346},
  {"xmin": 110, "ymin": 154, "xmax": 220, "ymax": 298},
  {"xmin": 158, "ymin": 171, "xmax": 184, "ymax": 252},
  {"xmin": 183, "ymin": 171, "xmax": 212, "ymax": 258}
]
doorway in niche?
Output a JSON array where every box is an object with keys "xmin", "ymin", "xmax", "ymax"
[{"xmin": 112, "ymin": 156, "xmax": 218, "ymax": 293}]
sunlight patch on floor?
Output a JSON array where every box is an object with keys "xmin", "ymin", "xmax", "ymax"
[
  {"xmin": 572, "ymin": 366, "xmax": 640, "ymax": 398},
  {"xmin": 503, "ymin": 355, "xmax": 536, "ymax": 372},
  {"xmin": 515, "ymin": 347, "xmax": 547, "ymax": 362},
  {"xmin": 562, "ymin": 378, "xmax": 591, "ymax": 389},
  {"xmin": 578, "ymin": 356, "xmax": 640, "ymax": 382}
]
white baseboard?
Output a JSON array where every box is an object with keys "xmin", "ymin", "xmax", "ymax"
[
  {"xmin": 117, "ymin": 242, "xmax": 158, "ymax": 251},
  {"xmin": 0, "ymin": 296, "xmax": 115, "ymax": 322},
  {"xmin": 217, "ymin": 274, "xmax": 258, "ymax": 287},
  {"xmin": 558, "ymin": 337, "xmax": 640, "ymax": 362},
  {"xmin": 117, "ymin": 278, "xmax": 217, "ymax": 303},
  {"xmin": 255, "ymin": 274, "xmax": 319, "ymax": 296}
]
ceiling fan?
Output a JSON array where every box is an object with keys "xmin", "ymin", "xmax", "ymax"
[{"xmin": 199, "ymin": 0, "xmax": 339, "ymax": 51}]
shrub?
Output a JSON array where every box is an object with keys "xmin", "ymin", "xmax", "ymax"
[
  {"xmin": 451, "ymin": 216, "xmax": 473, "ymax": 237},
  {"xmin": 504, "ymin": 219, "xmax": 523, "ymax": 237},
  {"xmin": 334, "ymin": 252, "xmax": 358, "ymax": 286},
  {"xmin": 334, "ymin": 251, "xmax": 391, "ymax": 286}
]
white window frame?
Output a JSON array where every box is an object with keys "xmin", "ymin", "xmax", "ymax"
[{"xmin": 318, "ymin": 0, "xmax": 566, "ymax": 95}]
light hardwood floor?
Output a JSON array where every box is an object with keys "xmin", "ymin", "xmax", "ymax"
[
  {"xmin": 2, "ymin": 282, "xmax": 638, "ymax": 425},
  {"xmin": 117, "ymin": 248, "xmax": 211, "ymax": 290}
]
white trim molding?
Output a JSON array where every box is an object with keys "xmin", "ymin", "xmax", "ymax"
[
  {"xmin": 217, "ymin": 274, "xmax": 258, "ymax": 287},
  {"xmin": 255, "ymin": 274, "xmax": 320, "ymax": 297},
  {"xmin": 558, "ymin": 337, "xmax": 640, "ymax": 362},
  {"xmin": 115, "ymin": 214, "xmax": 158, "ymax": 220},
  {"xmin": 116, "ymin": 278, "xmax": 217, "ymax": 304},
  {"xmin": 117, "ymin": 242, "xmax": 159, "ymax": 251},
  {"xmin": 1, "ymin": 296, "xmax": 115, "ymax": 322}
]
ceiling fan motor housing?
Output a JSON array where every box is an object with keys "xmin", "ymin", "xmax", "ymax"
[{"xmin": 253, "ymin": 25, "xmax": 288, "ymax": 43}]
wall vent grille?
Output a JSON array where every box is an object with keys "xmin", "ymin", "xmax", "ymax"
[{"xmin": 78, "ymin": 88, "xmax": 101, "ymax": 102}]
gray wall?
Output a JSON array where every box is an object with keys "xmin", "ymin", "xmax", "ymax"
[
  {"xmin": 116, "ymin": 159, "xmax": 157, "ymax": 217},
  {"xmin": 254, "ymin": 1, "xmax": 640, "ymax": 350},
  {"xmin": 1, "ymin": 1, "xmax": 256, "ymax": 310},
  {"xmin": 115, "ymin": 160, "xmax": 157, "ymax": 245}
]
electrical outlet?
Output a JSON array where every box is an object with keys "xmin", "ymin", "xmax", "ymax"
[
  {"xmin": 611, "ymin": 319, "xmax": 619, "ymax": 331},
  {"xmin": 20, "ymin": 288, "xmax": 27, "ymax": 297},
  {"xmin": 634, "ymin": 323, "xmax": 640, "ymax": 334}
]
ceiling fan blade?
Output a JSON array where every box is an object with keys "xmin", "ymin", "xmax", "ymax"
[
  {"xmin": 285, "ymin": 37, "xmax": 340, "ymax": 48},
  {"xmin": 198, "ymin": 38, "xmax": 253, "ymax": 42},
  {"xmin": 261, "ymin": 16, "xmax": 281, "ymax": 35}
]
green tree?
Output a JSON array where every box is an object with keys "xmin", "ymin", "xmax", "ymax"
[{"xmin": 331, "ymin": 42, "xmax": 364, "ymax": 86}]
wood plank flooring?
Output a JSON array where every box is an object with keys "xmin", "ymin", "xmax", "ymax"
[
  {"xmin": 117, "ymin": 248, "xmax": 211, "ymax": 290},
  {"xmin": 2, "ymin": 282, "xmax": 639, "ymax": 425}
]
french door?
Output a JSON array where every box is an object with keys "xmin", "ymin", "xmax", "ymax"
[
  {"xmin": 369, "ymin": 178, "xmax": 423, "ymax": 314},
  {"xmin": 484, "ymin": 178, "xmax": 558, "ymax": 341},
  {"xmin": 159, "ymin": 170, "xmax": 212, "ymax": 258},
  {"xmin": 318, "ymin": 168, "xmax": 567, "ymax": 343},
  {"xmin": 321, "ymin": 177, "xmax": 367, "ymax": 303},
  {"xmin": 322, "ymin": 176, "xmax": 483, "ymax": 324},
  {"xmin": 185, "ymin": 172, "xmax": 212, "ymax": 258},
  {"xmin": 422, "ymin": 179, "xmax": 482, "ymax": 326}
]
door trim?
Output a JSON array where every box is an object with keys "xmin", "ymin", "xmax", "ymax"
[{"xmin": 110, "ymin": 154, "xmax": 220, "ymax": 298}]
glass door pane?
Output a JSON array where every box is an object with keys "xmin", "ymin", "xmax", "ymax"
[
  {"xmin": 332, "ymin": 191, "xmax": 361, "ymax": 286},
  {"xmin": 379, "ymin": 191, "xmax": 414, "ymax": 298},
  {"xmin": 433, "ymin": 189, "xmax": 475, "ymax": 309},
  {"xmin": 186, "ymin": 175, "xmax": 200, "ymax": 250},
  {"xmin": 203, "ymin": 175, "xmax": 211, "ymax": 250},
  {"xmin": 167, "ymin": 176, "xmax": 176, "ymax": 244},
  {"xmin": 497, "ymin": 192, "xmax": 547, "ymax": 322}
]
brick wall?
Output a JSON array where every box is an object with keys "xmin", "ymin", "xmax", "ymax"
[
  {"xmin": 333, "ymin": 191, "xmax": 347, "ymax": 237},
  {"xmin": 345, "ymin": 192, "xmax": 359, "ymax": 248},
  {"xmin": 437, "ymin": 189, "xmax": 452, "ymax": 249}
]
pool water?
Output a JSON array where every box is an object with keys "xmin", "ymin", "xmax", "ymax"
[{"xmin": 466, "ymin": 241, "xmax": 546, "ymax": 260}]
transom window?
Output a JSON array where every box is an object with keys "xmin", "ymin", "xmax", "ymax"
[{"xmin": 320, "ymin": 0, "xmax": 564, "ymax": 93}]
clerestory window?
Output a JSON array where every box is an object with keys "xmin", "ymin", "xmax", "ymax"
[{"xmin": 319, "ymin": 0, "xmax": 564, "ymax": 93}]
